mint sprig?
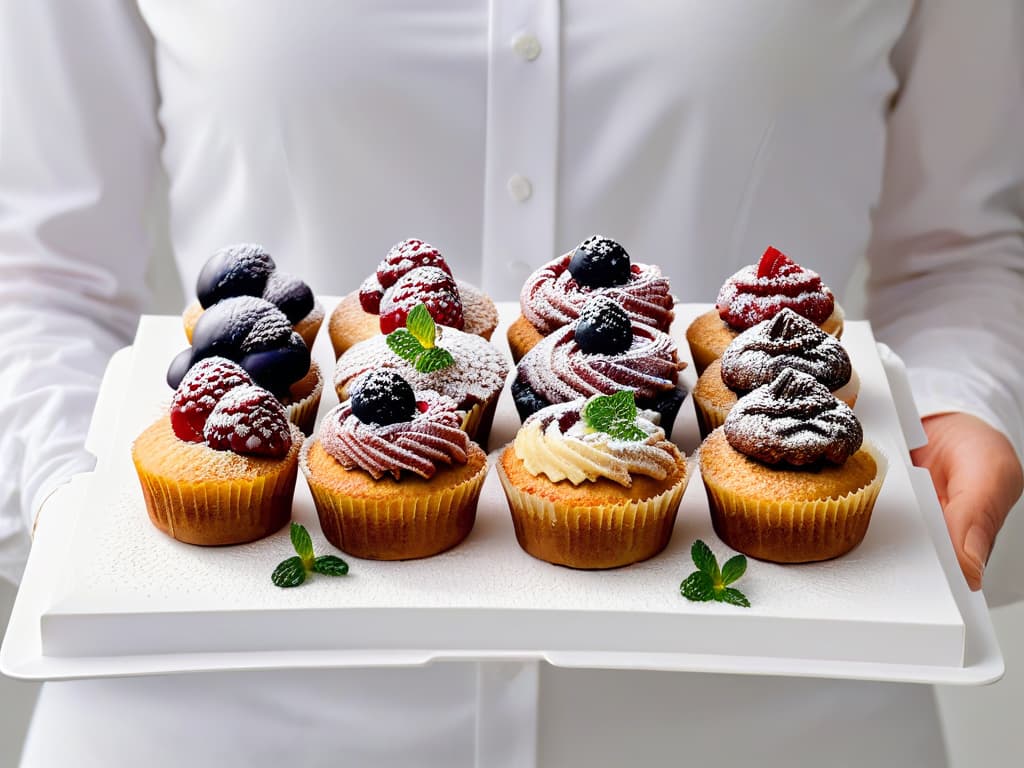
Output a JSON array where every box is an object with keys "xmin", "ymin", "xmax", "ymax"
[
  {"xmin": 581, "ymin": 391, "xmax": 647, "ymax": 441},
  {"xmin": 386, "ymin": 303, "xmax": 456, "ymax": 374},
  {"xmin": 680, "ymin": 540, "xmax": 750, "ymax": 607},
  {"xmin": 272, "ymin": 523, "xmax": 349, "ymax": 588}
]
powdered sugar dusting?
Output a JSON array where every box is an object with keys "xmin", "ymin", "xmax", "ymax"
[{"xmin": 204, "ymin": 384, "xmax": 293, "ymax": 457}]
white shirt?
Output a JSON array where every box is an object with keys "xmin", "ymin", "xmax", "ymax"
[{"xmin": 1, "ymin": 1, "xmax": 1022, "ymax": 765}]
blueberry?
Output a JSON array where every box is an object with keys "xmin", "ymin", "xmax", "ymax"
[
  {"xmin": 567, "ymin": 236, "xmax": 631, "ymax": 288},
  {"xmin": 574, "ymin": 296, "xmax": 633, "ymax": 355},
  {"xmin": 262, "ymin": 271, "xmax": 314, "ymax": 323},
  {"xmin": 166, "ymin": 348, "xmax": 194, "ymax": 390},
  {"xmin": 511, "ymin": 375, "xmax": 551, "ymax": 423},
  {"xmin": 238, "ymin": 332, "xmax": 311, "ymax": 398},
  {"xmin": 196, "ymin": 244, "xmax": 276, "ymax": 308},
  {"xmin": 349, "ymin": 370, "xmax": 416, "ymax": 426},
  {"xmin": 191, "ymin": 296, "xmax": 281, "ymax": 362}
]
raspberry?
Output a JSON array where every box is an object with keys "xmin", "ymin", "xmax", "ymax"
[
  {"xmin": 376, "ymin": 238, "xmax": 452, "ymax": 290},
  {"xmin": 204, "ymin": 385, "xmax": 292, "ymax": 457},
  {"xmin": 358, "ymin": 274, "xmax": 384, "ymax": 314},
  {"xmin": 170, "ymin": 357, "xmax": 253, "ymax": 442},
  {"xmin": 378, "ymin": 266, "xmax": 464, "ymax": 334}
]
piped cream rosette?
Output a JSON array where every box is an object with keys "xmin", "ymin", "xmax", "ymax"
[{"xmin": 498, "ymin": 395, "xmax": 689, "ymax": 569}]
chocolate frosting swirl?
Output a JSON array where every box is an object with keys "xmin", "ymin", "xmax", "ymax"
[
  {"xmin": 720, "ymin": 308, "xmax": 852, "ymax": 392},
  {"xmin": 517, "ymin": 319, "xmax": 682, "ymax": 403},
  {"xmin": 320, "ymin": 390, "xmax": 469, "ymax": 479},
  {"xmin": 520, "ymin": 252, "xmax": 674, "ymax": 334},
  {"xmin": 723, "ymin": 369, "xmax": 862, "ymax": 466}
]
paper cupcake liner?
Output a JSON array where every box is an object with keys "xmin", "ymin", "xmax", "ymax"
[
  {"xmin": 460, "ymin": 396, "xmax": 500, "ymax": 450},
  {"xmin": 701, "ymin": 441, "xmax": 887, "ymax": 563},
  {"xmin": 134, "ymin": 454, "xmax": 299, "ymax": 547},
  {"xmin": 301, "ymin": 444, "xmax": 488, "ymax": 560},
  {"xmin": 496, "ymin": 459, "xmax": 689, "ymax": 570},
  {"xmin": 285, "ymin": 362, "xmax": 323, "ymax": 436}
]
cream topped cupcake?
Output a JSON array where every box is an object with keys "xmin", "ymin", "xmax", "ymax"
[
  {"xmin": 498, "ymin": 392, "xmax": 689, "ymax": 569},
  {"xmin": 693, "ymin": 308, "xmax": 859, "ymax": 437}
]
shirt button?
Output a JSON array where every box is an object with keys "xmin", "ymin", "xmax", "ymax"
[
  {"xmin": 506, "ymin": 174, "xmax": 533, "ymax": 203},
  {"xmin": 511, "ymin": 34, "xmax": 541, "ymax": 61}
]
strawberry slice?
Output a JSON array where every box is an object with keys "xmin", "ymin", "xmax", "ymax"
[
  {"xmin": 756, "ymin": 246, "xmax": 795, "ymax": 279},
  {"xmin": 379, "ymin": 266, "xmax": 464, "ymax": 333},
  {"xmin": 170, "ymin": 357, "xmax": 253, "ymax": 442}
]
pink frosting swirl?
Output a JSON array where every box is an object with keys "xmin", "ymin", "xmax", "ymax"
[
  {"xmin": 517, "ymin": 321, "xmax": 682, "ymax": 402},
  {"xmin": 319, "ymin": 390, "xmax": 469, "ymax": 480},
  {"xmin": 520, "ymin": 253, "xmax": 674, "ymax": 334}
]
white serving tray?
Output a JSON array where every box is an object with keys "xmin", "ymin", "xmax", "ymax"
[{"xmin": 1, "ymin": 302, "xmax": 1004, "ymax": 684}]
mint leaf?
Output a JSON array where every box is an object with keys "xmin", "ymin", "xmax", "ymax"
[
  {"xmin": 717, "ymin": 587, "xmax": 751, "ymax": 608},
  {"xmin": 386, "ymin": 328, "xmax": 425, "ymax": 362},
  {"xmin": 312, "ymin": 555, "xmax": 349, "ymax": 577},
  {"xmin": 690, "ymin": 540, "xmax": 718, "ymax": 578},
  {"xmin": 680, "ymin": 571, "xmax": 715, "ymax": 602},
  {"xmin": 582, "ymin": 391, "xmax": 647, "ymax": 441},
  {"xmin": 272, "ymin": 556, "xmax": 307, "ymax": 588},
  {"xmin": 414, "ymin": 346, "xmax": 455, "ymax": 373},
  {"xmin": 721, "ymin": 554, "xmax": 747, "ymax": 586},
  {"xmin": 405, "ymin": 303, "xmax": 436, "ymax": 348},
  {"xmin": 290, "ymin": 522, "xmax": 314, "ymax": 567}
]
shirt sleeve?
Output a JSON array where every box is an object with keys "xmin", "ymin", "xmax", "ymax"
[
  {"xmin": 0, "ymin": 1, "xmax": 160, "ymax": 583},
  {"xmin": 865, "ymin": 0, "xmax": 1024, "ymax": 459}
]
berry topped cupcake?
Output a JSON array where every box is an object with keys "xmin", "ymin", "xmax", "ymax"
[
  {"xmin": 508, "ymin": 235, "xmax": 674, "ymax": 362},
  {"xmin": 301, "ymin": 371, "xmax": 488, "ymax": 560},
  {"xmin": 133, "ymin": 357, "xmax": 303, "ymax": 545},
  {"xmin": 327, "ymin": 238, "xmax": 499, "ymax": 357},
  {"xmin": 333, "ymin": 304, "xmax": 509, "ymax": 447},
  {"xmin": 183, "ymin": 243, "xmax": 324, "ymax": 351},
  {"xmin": 498, "ymin": 392, "xmax": 689, "ymax": 569},
  {"xmin": 692, "ymin": 308, "xmax": 859, "ymax": 437},
  {"xmin": 686, "ymin": 246, "xmax": 844, "ymax": 374},
  {"xmin": 168, "ymin": 296, "xmax": 323, "ymax": 435},
  {"xmin": 699, "ymin": 369, "xmax": 885, "ymax": 563},
  {"xmin": 512, "ymin": 296, "xmax": 687, "ymax": 436}
]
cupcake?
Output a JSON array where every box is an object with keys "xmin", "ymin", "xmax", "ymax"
[
  {"xmin": 132, "ymin": 358, "xmax": 303, "ymax": 545},
  {"xmin": 497, "ymin": 391, "xmax": 689, "ymax": 569},
  {"xmin": 511, "ymin": 296, "xmax": 687, "ymax": 437},
  {"xmin": 699, "ymin": 369, "xmax": 886, "ymax": 563},
  {"xmin": 686, "ymin": 246, "xmax": 844, "ymax": 374},
  {"xmin": 168, "ymin": 296, "xmax": 323, "ymax": 435},
  {"xmin": 183, "ymin": 243, "xmax": 325, "ymax": 350},
  {"xmin": 333, "ymin": 303, "xmax": 509, "ymax": 447},
  {"xmin": 328, "ymin": 238, "xmax": 499, "ymax": 358},
  {"xmin": 509, "ymin": 235, "xmax": 674, "ymax": 362},
  {"xmin": 301, "ymin": 371, "xmax": 488, "ymax": 560},
  {"xmin": 692, "ymin": 308, "xmax": 859, "ymax": 438}
]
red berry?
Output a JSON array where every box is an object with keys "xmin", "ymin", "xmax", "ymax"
[
  {"xmin": 358, "ymin": 274, "xmax": 384, "ymax": 314},
  {"xmin": 376, "ymin": 238, "xmax": 452, "ymax": 290},
  {"xmin": 203, "ymin": 385, "xmax": 292, "ymax": 457},
  {"xmin": 756, "ymin": 246, "xmax": 796, "ymax": 279},
  {"xmin": 170, "ymin": 357, "xmax": 253, "ymax": 442},
  {"xmin": 378, "ymin": 266, "xmax": 465, "ymax": 334}
]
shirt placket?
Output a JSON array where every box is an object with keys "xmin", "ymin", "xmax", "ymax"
[{"xmin": 481, "ymin": 0, "xmax": 561, "ymax": 298}]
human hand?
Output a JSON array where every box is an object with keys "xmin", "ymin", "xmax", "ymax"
[{"xmin": 911, "ymin": 413, "xmax": 1023, "ymax": 591}]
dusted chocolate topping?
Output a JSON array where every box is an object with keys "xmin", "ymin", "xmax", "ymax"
[
  {"xmin": 723, "ymin": 369, "xmax": 862, "ymax": 466},
  {"xmin": 720, "ymin": 308, "xmax": 852, "ymax": 392}
]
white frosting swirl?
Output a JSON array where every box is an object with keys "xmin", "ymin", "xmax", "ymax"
[{"xmin": 514, "ymin": 399, "xmax": 680, "ymax": 487}]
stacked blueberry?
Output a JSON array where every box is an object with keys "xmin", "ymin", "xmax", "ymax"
[
  {"xmin": 567, "ymin": 236, "xmax": 632, "ymax": 288},
  {"xmin": 197, "ymin": 243, "xmax": 314, "ymax": 324},
  {"xmin": 168, "ymin": 296, "xmax": 310, "ymax": 398}
]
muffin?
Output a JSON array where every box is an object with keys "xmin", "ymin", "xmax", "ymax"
[
  {"xmin": 692, "ymin": 308, "xmax": 859, "ymax": 437},
  {"xmin": 302, "ymin": 371, "xmax": 488, "ymax": 560},
  {"xmin": 509, "ymin": 235, "xmax": 674, "ymax": 362},
  {"xmin": 328, "ymin": 238, "xmax": 499, "ymax": 357},
  {"xmin": 183, "ymin": 243, "xmax": 325, "ymax": 350},
  {"xmin": 168, "ymin": 296, "xmax": 323, "ymax": 435},
  {"xmin": 333, "ymin": 303, "xmax": 509, "ymax": 447},
  {"xmin": 699, "ymin": 368, "xmax": 886, "ymax": 563},
  {"xmin": 686, "ymin": 246, "xmax": 844, "ymax": 374},
  {"xmin": 133, "ymin": 358, "xmax": 303, "ymax": 545},
  {"xmin": 511, "ymin": 296, "xmax": 687, "ymax": 437},
  {"xmin": 497, "ymin": 392, "xmax": 689, "ymax": 569}
]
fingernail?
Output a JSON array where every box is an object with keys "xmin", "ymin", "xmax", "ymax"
[{"xmin": 963, "ymin": 525, "xmax": 991, "ymax": 577}]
